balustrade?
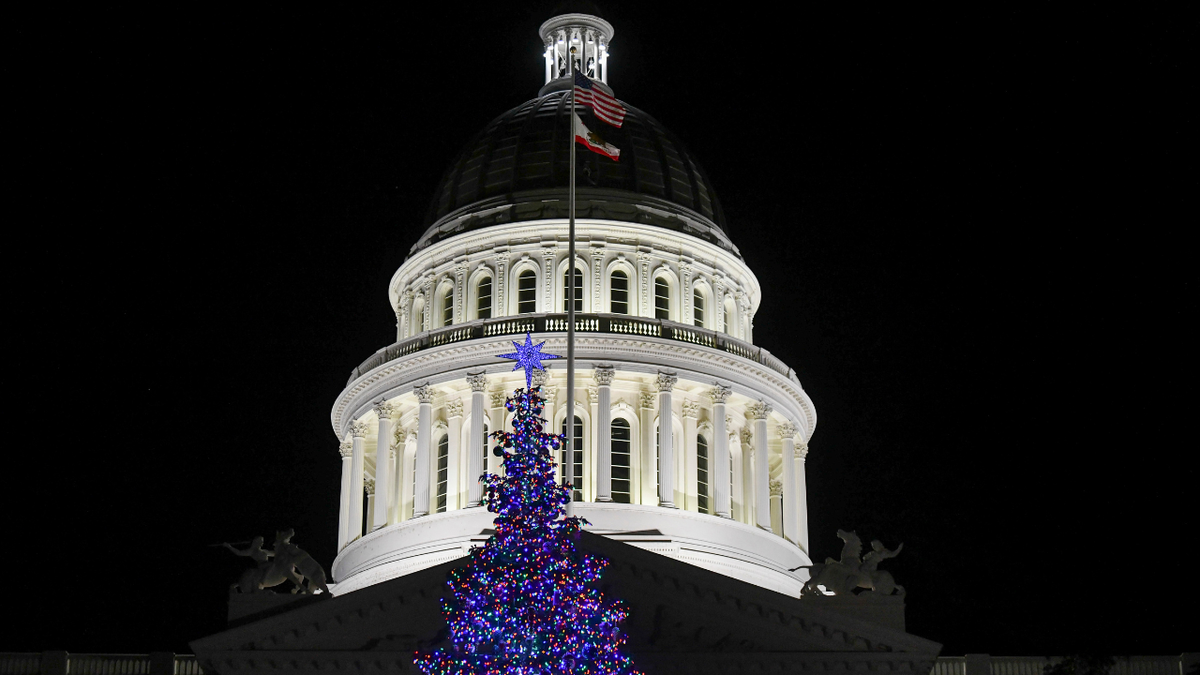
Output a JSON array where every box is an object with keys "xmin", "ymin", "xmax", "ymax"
[{"xmin": 349, "ymin": 313, "xmax": 799, "ymax": 386}]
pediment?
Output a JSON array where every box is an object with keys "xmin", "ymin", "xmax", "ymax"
[{"xmin": 192, "ymin": 532, "xmax": 941, "ymax": 674}]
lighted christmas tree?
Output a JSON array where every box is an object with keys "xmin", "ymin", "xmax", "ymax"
[{"xmin": 414, "ymin": 334, "xmax": 641, "ymax": 675}]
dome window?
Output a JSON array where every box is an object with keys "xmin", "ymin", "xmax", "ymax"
[
  {"xmin": 517, "ymin": 270, "xmax": 537, "ymax": 314},
  {"xmin": 611, "ymin": 418, "xmax": 631, "ymax": 503},
  {"xmin": 697, "ymin": 434, "xmax": 710, "ymax": 514},
  {"xmin": 693, "ymin": 288, "xmax": 706, "ymax": 328},
  {"xmin": 564, "ymin": 267, "xmax": 583, "ymax": 312},
  {"xmin": 561, "ymin": 415, "xmax": 584, "ymax": 502},
  {"xmin": 476, "ymin": 277, "xmax": 492, "ymax": 320},
  {"xmin": 654, "ymin": 278, "xmax": 670, "ymax": 320},
  {"xmin": 611, "ymin": 270, "xmax": 629, "ymax": 314},
  {"xmin": 435, "ymin": 434, "xmax": 449, "ymax": 513}
]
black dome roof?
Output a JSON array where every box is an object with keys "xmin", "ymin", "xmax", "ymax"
[{"xmin": 416, "ymin": 89, "xmax": 736, "ymax": 257}]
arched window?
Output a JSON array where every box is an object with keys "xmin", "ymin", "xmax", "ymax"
[
  {"xmin": 610, "ymin": 270, "xmax": 629, "ymax": 314},
  {"xmin": 476, "ymin": 276, "xmax": 492, "ymax": 320},
  {"xmin": 442, "ymin": 288, "xmax": 454, "ymax": 327},
  {"xmin": 697, "ymin": 434, "xmax": 710, "ymax": 514},
  {"xmin": 654, "ymin": 278, "xmax": 670, "ymax": 320},
  {"xmin": 517, "ymin": 270, "xmax": 537, "ymax": 314},
  {"xmin": 412, "ymin": 297, "xmax": 426, "ymax": 337},
  {"xmin": 564, "ymin": 267, "xmax": 583, "ymax": 312},
  {"xmin": 435, "ymin": 435, "xmax": 449, "ymax": 513},
  {"xmin": 693, "ymin": 288, "xmax": 706, "ymax": 328},
  {"xmin": 561, "ymin": 415, "xmax": 583, "ymax": 502},
  {"xmin": 611, "ymin": 419, "xmax": 631, "ymax": 503},
  {"xmin": 723, "ymin": 296, "xmax": 737, "ymax": 336},
  {"xmin": 482, "ymin": 423, "xmax": 490, "ymax": 473}
]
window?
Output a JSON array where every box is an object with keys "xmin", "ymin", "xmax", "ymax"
[
  {"xmin": 654, "ymin": 278, "xmax": 670, "ymax": 320},
  {"xmin": 482, "ymin": 423, "xmax": 490, "ymax": 473},
  {"xmin": 697, "ymin": 434, "xmax": 710, "ymax": 514},
  {"xmin": 611, "ymin": 419, "xmax": 631, "ymax": 503},
  {"xmin": 517, "ymin": 270, "xmax": 537, "ymax": 314},
  {"xmin": 561, "ymin": 415, "xmax": 583, "ymax": 502},
  {"xmin": 693, "ymin": 288, "xmax": 705, "ymax": 327},
  {"xmin": 564, "ymin": 267, "xmax": 583, "ymax": 312},
  {"xmin": 442, "ymin": 289, "xmax": 454, "ymax": 327},
  {"xmin": 435, "ymin": 435, "xmax": 449, "ymax": 512},
  {"xmin": 477, "ymin": 277, "xmax": 492, "ymax": 320},
  {"xmin": 610, "ymin": 270, "xmax": 629, "ymax": 314},
  {"xmin": 724, "ymin": 296, "xmax": 737, "ymax": 336}
]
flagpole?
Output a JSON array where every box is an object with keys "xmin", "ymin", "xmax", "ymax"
[{"xmin": 566, "ymin": 44, "xmax": 577, "ymax": 518}]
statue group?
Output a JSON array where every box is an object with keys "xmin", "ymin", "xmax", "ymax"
[
  {"xmin": 225, "ymin": 529, "xmax": 328, "ymax": 595},
  {"xmin": 800, "ymin": 529, "xmax": 904, "ymax": 598}
]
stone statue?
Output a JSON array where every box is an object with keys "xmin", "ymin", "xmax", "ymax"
[
  {"xmin": 226, "ymin": 529, "xmax": 329, "ymax": 595},
  {"xmin": 799, "ymin": 529, "xmax": 904, "ymax": 598}
]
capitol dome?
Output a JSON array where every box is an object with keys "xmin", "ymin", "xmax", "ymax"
[
  {"xmin": 329, "ymin": 11, "xmax": 817, "ymax": 598},
  {"xmin": 418, "ymin": 92, "xmax": 736, "ymax": 257}
]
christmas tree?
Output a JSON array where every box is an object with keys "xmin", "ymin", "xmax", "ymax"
[{"xmin": 414, "ymin": 334, "xmax": 640, "ymax": 675}]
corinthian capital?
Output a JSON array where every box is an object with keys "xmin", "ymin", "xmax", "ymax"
[
  {"xmin": 350, "ymin": 421, "xmax": 369, "ymax": 438},
  {"xmin": 681, "ymin": 400, "xmax": 700, "ymax": 419},
  {"xmin": 739, "ymin": 428, "xmax": 753, "ymax": 445},
  {"xmin": 796, "ymin": 444, "xmax": 809, "ymax": 461},
  {"xmin": 373, "ymin": 400, "xmax": 396, "ymax": 420},
  {"xmin": 531, "ymin": 368, "xmax": 548, "ymax": 388},
  {"xmin": 467, "ymin": 372, "xmax": 488, "ymax": 392},
  {"xmin": 655, "ymin": 372, "xmax": 678, "ymax": 392},
  {"xmin": 414, "ymin": 384, "xmax": 435, "ymax": 404},
  {"xmin": 593, "ymin": 365, "xmax": 616, "ymax": 386},
  {"xmin": 769, "ymin": 480, "xmax": 783, "ymax": 497},
  {"xmin": 339, "ymin": 441, "xmax": 353, "ymax": 459},
  {"xmin": 364, "ymin": 478, "xmax": 375, "ymax": 496},
  {"xmin": 639, "ymin": 392, "xmax": 657, "ymax": 410},
  {"xmin": 778, "ymin": 422, "xmax": 797, "ymax": 440},
  {"xmin": 446, "ymin": 399, "xmax": 464, "ymax": 417},
  {"xmin": 708, "ymin": 384, "xmax": 732, "ymax": 404},
  {"xmin": 746, "ymin": 400, "xmax": 772, "ymax": 420},
  {"xmin": 490, "ymin": 391, "xmax": 507, "ymax": 408}
]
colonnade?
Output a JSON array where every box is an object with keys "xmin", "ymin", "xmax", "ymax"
[{"xmin": 336, "ymin": 370, "xmax": 810, "ymax": 554}]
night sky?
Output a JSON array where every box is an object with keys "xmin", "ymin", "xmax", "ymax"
[{"xmin": 6, "ymin": 3, "xmax": 1193, "ymax": 658}]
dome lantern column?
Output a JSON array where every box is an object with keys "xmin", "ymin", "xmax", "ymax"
[{"xmin": 540, "ymin": 14, "xmax": 613, "ymax": 85}]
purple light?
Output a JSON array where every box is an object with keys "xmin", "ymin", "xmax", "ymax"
[{"xmin": 497, "ymin": 333, "xmax": 562, "ymax": 388}]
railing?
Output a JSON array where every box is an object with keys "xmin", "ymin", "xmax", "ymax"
[
  {"xmin": 0, "ymin": 653, "xmax": 203, "ymax": 675},
  {"xmin": 350, "ymin": 313, "xmax": 801, "ymax": 386},
  {"xmin": 947, "ymin": 655, "xmax": 1194, "ymax": 675},
  {"xmin": 1, "ymin": 653, "xmax": 1191, "ymax": 675}
]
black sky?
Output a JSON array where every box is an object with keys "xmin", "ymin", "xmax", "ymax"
[{"xmin": 5, "ymin": 3, "xmax": 1194, "ymax": 658}]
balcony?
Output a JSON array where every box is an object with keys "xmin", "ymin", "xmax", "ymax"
[{"xmin": 350, "ymin": 313, "xmax": 799, "ymax": 386}]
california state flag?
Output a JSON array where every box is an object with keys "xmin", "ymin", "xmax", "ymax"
[{"xmin": 574, "ymin": 113, "xmax": 620, "ymax": 161}]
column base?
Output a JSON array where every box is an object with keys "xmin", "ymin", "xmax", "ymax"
[
  {"xmin": 596, "ymin": 497, "xmax": 613, "ymax": 502},
  {"xmin": 658, "ymin": 502, "xmax": 677, "ymax": 509}
]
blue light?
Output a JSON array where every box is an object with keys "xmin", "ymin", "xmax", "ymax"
[{"xmin": 497, "ymin": 333, "xmax": 562, "ymax": 388}]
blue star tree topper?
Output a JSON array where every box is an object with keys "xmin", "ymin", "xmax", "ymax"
[{"xmin": 497, "ymin": 333, "xmax": 562, "ymax": 388}]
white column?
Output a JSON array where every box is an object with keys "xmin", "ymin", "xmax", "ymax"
[
  {"xmin": 739, "ymin": 427, "xmax": 754, "ymax": 525},
  {"xmin": 467, "ymin": 373, "xmax": 488, "ymax": 507},
  {"xmin": 587, "ymin": 386, "xmax": 598, "ymax": 501},
  {"xmin": 594, "ymin": 366, "xmax": 615, "ymax": 502},
  {"xmin": 372, "ymin": 401, "xmax": 395, "ymax": 532},
  {"xmin": 349, "ymin": 421, "xmax": 368, "ymax": 541},
  {"xmin": 748, "ymin": 401, "xmax": 773, "ymax": 531},
  {"xmin": 708, "ymin": 385, "xmax": 732, "ymax": 518},
  {"xmin": 446, "ymin": 398, "xmax": 464, "ymax": 510},
  {"xmin": 638, "ymin": 392, "xmax": 656, "ymax": 504},
  {"xmin": 337, "ymin": 441, "xmax": 352, "ymax": 551},
  {"xmin": 388, "ymin": 442, "xmax": 401, "ymax": 524},
  {"xmin": 779, "ymin": 422, "xmax": 800, "ymax": 545},
  {"xmin": 413, "ymin": 384, "xmax": 434, "ymax": 518},
  {"xmin": 769, "ymin": 480, "xmax": 783, "ymax": 535},
  {"xmin": 489, "ymin": 390, "xmax": 507, "ymax": 476},
  {"xmin": 656, "ymin": 372, "xmax": 678, "ymax": 508},
  {"xmin": 364, "ymin": 478, "xmax": 376, "ymax": 533},
  {"xmin": 681, "ymin": 400, "xmax": 699, "ymax": 511},
  {"xmin": 797, "ymin": 443, "xmax": 810, "ymax": 553}
]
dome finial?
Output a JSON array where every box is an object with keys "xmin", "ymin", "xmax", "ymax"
[{"xmin": 539, "ymin": 13, "xmax": 614, "ymax": 87}]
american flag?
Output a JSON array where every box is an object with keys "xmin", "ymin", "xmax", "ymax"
[{"xmin": 573, "ymin": 71, "xmax": 626, "ymax": 128}]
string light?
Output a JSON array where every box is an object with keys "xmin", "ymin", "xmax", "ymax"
[{"xmin": 414, "ymin": 361, "xmax": 641, "ymax": 674}]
